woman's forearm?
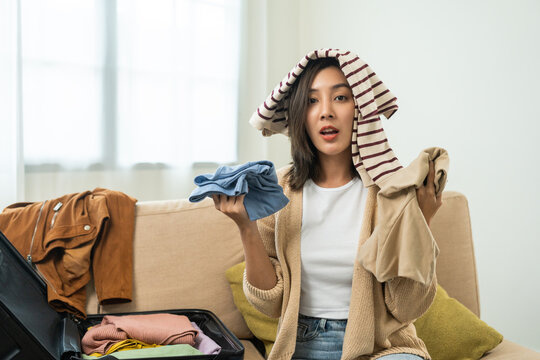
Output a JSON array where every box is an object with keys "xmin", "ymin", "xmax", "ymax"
[
  {"xmin": 238, "ymin": 222, "xmax": 278, "ymax": 290},
  {"xmin": 210, "ymin": 193, "xmax": 279, "ymax": 290}
]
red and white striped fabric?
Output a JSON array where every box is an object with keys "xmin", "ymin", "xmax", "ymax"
[{"xmin": 249, "ymin": 48, "xmax": 402, "ymax": 186}]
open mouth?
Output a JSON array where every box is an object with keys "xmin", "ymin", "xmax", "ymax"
[{"xmin": 320, "ymin": 126, "xmax": 339, "ymax": 140}]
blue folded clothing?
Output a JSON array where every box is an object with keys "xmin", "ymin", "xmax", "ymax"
[{"xmin": 189, "ymin": 160, "xmax": 289, "ymax": 221}]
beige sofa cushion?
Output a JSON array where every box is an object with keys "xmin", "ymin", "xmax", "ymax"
[
  {"xmin": 86, "ymin": 198, "xmax": 252, "ymax": 339},
  {"xmin": 430, "ymin": 191, "xmax": 481, "ymax": 316}
]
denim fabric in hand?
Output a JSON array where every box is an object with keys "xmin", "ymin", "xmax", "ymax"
[{"xmin": 189, "ymin": 160, "xmax": 289, "ymax": 221}]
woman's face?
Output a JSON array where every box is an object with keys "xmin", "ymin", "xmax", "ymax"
[{"xmin": 305, "ymin": 66, "xmax": 355, "ymax": 159}]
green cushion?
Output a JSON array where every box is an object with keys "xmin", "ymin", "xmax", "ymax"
[
  {"xmin": 226, "ymin": 261, "xmax": 503, "ymax": 360},
  {"xmin": 225, "ymin": 262, "xmax": 278, "ymax": 357},
  {"xmin": 414, "ymin": 284, "xmax": 503, "ymax": 360}
]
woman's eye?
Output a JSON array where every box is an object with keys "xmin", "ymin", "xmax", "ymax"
[
  {"xmin": 308, "ymin": 98, "xmax": 318, "ymax": 104},
  {"xmin": 335, "ymin": 95, "xmax": 347, "ymax": 101}
]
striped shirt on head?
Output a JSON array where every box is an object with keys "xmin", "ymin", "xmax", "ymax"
[{"xmin": 249, "ymin": 48, "xmax": 402, "ymax": 186}]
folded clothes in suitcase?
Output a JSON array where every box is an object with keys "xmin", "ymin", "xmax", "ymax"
[
  {"xmin": 0, "ymin": 230, "xmax": 244, "ymax": 360},
  {"xmin": 76, "ymin": 309, "xmax": 244, "ymax": 360}
]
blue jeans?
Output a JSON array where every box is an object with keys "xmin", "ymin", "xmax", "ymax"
[
  {"xmin": 292, "ymin": 314, "xmax": 347, "ymax": 360},
  {"xmin": 292, "ymin": 314, "xmax": 424, "ymax": 360}
]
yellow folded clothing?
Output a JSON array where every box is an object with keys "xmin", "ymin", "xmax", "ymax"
[
  {"xmin": 87, "ymin": 339, "xmax": 162, "ymax": 357},
  {"xmin": 108, "ymin": 339, "xmax": 162, "ymax": 354}
]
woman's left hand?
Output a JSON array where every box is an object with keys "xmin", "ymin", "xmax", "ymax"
[{"xmin": 416, "ymin": 160, "xmax": 443, "ymax": 227}]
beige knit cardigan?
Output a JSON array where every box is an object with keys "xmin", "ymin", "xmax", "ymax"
[{"xmin": 243, "ymin": 166, "xmax": 438, "ymax": 360}]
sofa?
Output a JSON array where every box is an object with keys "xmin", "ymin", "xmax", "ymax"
[{"xmin": 84, "ymin": 191, "xmax": 540, "ymax": 359}]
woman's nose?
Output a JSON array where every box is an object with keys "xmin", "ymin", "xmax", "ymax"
[{"xmin": 320, "ymin": 99, "xmax": 335, "ymax": 119}]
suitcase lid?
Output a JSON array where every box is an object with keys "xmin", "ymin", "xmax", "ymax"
[
  {"xmin": 0, "ymin": 230, "xmax": 80, "ymax": 360},
  {"xmin": 0, "ymin": 230, "xmax": 245, "ymax": 360}
]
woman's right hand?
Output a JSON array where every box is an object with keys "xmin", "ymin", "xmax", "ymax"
[{"xmin": 212, "ymin": 194, "xmax": 252, "ymax": 229}]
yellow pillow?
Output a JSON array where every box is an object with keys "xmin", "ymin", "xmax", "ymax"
[
  {"xmin": 225, "ymin": 262, "xmax": 278, "ymax": 356},
  {"xmin": 414, "ymin": 285, "xmax": 503, "ymax": 360}
]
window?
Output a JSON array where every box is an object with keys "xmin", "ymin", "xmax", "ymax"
[{"xmin": 21, "ymin": 0, "xmax": 240, "ymax": 170}]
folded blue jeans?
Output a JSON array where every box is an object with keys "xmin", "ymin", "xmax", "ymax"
[{"xmin": 189, "ymin": 160, "xmax": 289, "ymax": 221}]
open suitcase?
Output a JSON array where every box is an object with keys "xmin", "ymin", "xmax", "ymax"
[{"xmin": 0, "ymin": 230, "xmax": 244, "ymax": 360}]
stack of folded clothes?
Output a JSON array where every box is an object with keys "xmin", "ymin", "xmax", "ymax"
[{"xmin": 81, "ymin": 313, "xmax": 221, "ymax": 359}]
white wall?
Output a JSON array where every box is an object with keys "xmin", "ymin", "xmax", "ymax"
[
  {"xmin": 256, "ymin": 0, "xmax": 539, "ymax": 351},
  {"xmin": 13, "ymin": 0, "xmax": 540, "ymax": 350},
  {"xmin": 0, "ymin": 0, "xmax": 24, "ymax": 208},
  {"xmin": 237, "ymin": 0, "xmax": 301, "ymax": 167}
]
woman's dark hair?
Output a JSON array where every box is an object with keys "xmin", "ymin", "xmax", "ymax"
[{"xmin": 286, "ymin": 58, "xmax": 358, "ymax": 190}]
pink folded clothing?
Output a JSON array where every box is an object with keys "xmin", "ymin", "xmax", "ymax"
[{"xmin": 81, "ymin": 313, "xmax": 199, "ymax": 355}]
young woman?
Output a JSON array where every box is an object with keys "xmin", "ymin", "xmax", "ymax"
[{"xmin": 213, "ymin": 50, "xmax": 443, "ymax": 360}]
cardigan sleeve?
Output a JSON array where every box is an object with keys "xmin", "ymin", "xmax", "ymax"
[
  {"xmin": 384, "ymin": 273, "xmax": 437, "ymax": 323},
  {"xmin": 242, "ymin": 211, "xmax": 284, "ymax": 318}
]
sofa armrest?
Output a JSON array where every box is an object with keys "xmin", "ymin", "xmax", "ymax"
[{"xmin": 482, "ymin": 339, "xmax": 540, "ymax": 359}]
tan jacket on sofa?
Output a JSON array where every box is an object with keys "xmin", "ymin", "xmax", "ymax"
[
  {"xmin": 86, "ymin": 192, "xmax": 540, "ymax": 360},
  {"xmin": 1, "ymin": 188, "xmax": 136, "ymax": 318}
]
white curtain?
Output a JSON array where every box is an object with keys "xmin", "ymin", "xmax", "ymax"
[
  {"xmin": 18, "ymin": 0, "xmax": 241, "ymax": 202},
  {"xmin": 0, "ymin": 0, "xmax": 24, "ymax": 210}
]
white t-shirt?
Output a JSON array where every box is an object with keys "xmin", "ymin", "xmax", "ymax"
[{"xmin": 299, "ymin": 176, "xmax": 367, "ymax": 319}]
